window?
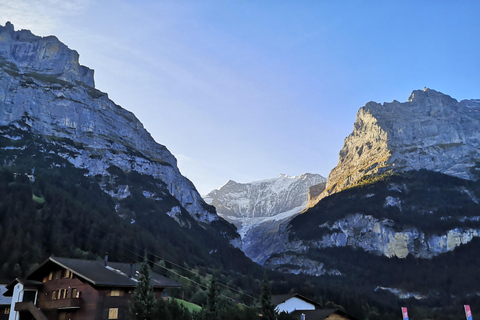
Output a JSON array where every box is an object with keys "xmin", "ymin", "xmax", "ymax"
[
  {"xmin": 42, "ymin": 276, "xmax": 48, "ymax": 283},
  {"xmin": 71, "ymin": 288, "xmax": 78, "ymax": 299},
  {"xmin": 4, "ymin": 307, "xmax": 10, "ymax": 314},
  {"xmin": 108, "ymin": 308, "xmax": 118, "ymax": 319},
  {"xmin": 54, "ymin": 270, "xmax": 61, "ymax": 279},
  {"xmin": 48, "ymin": 272, "xmax": 53, "ymax": 281},
  {"xmin": 110, "ymin": 289, "xmax": 120, "ymax": 297},
  {"xmin": 58, "ymin": 289, "xmax": 67, "ymax": 299},
  {"xmin": 52, "ymin": 290, "xmax": 57, "ymax": 300},
  {"xmin": 62, "ymin": 269, "xmax": 71, "ymax": 278}
]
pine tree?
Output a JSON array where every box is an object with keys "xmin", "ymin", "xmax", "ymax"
[
  {"xmin": 260, "ymin": 273, "xmax": 276, "ymax": 320},
  {"xmin": 129, "ymin": 258, "xmax": 157, "ymax": 320},
  {"xmin": 201, "ymin": 277, "xmax": 219, "ymax": 320},
  {"xmin": 207, "ymin": 277, "xmax": 218, "ymax": 313}
]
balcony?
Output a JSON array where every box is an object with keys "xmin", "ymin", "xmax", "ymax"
[
  {"xmin": 14, "ymin": 301, "xmax": 37, "ymax": 312},
  {"xmin": 42, "ymin": 298, "xmax": 81, "ymax": 310},
  {"xmin": 14, "ymin": 302, "xmax": 49, "ymax": 320}
]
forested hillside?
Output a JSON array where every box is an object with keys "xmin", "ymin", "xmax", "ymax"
[
  {"xmin": 269, "ymin": 171, "xmax": 480, "ymax": 316},
  {"xmin": 0, "ymin": 124, "xmax": 260, "ymax": 284}
]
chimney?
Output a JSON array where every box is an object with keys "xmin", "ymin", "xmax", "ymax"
[
  {"xmin": 129, "ymin": 264, "xmax": 136, "ymax": 278},
  {"xmin": 104, "ymin": 253, "xmax": 108, "ymax": 266}
]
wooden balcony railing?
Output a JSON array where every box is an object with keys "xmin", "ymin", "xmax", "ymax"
[{"xmin": 41, "ymin": 298, "xmax": 81, "ymax": 310}]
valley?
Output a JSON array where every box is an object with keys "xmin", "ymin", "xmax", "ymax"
[{"xmin": 1, "ymin": 21, "xmax": 480, "ymax": 320}]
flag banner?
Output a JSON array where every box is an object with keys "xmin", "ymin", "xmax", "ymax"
[
  {"xmin": 465, "ymin": 305, "xmax": 473, "ymax": 320},
  {"xmin": 401, "ymin": 307, "xmax": 409, "ymax": 320}
]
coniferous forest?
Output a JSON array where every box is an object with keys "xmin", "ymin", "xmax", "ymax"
[{"xmin": 2, "ymin": 126, "xmax": 480, "ymax": 319}]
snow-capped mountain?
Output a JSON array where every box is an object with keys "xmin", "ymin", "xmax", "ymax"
[{"xmin": 204, "ymin": 173, "xmax": 326, "ymax": 264}]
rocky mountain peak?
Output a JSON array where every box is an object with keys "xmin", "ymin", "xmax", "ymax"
[
  {"xmin": 0, "ymin": 22, "xmax": 94, "ymax": 87},
  {"xmin": 0, "ymin": 22, "xmax": 222, "ymax": 226},
  {"xmin": 309, "ymin": 89, "xmax": 480, "ymax": 206}
]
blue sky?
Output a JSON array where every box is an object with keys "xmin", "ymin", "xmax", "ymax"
[{"xmin": 1, "ymin": 1, "xmax": 479, "ymax": 194}]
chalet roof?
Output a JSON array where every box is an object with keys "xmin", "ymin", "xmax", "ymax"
[
  {"xmin": 26, "ymin": 257, "xmax": 180, "ymax": 289},
  {"xmin": 4, "ymin": 278, "xmax": 44, "ymax": 296},
  {"xmin": 290, "ymin": 309, "xmax": 358, "ymax": 320},
  {"xmin": 272, "ymin": 293, "xmax": 322, "ymax": 308}
]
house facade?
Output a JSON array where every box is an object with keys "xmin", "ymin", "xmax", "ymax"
[{"xmin": 4, "ymin": 256, "xmax": 180, "ymax": 320}]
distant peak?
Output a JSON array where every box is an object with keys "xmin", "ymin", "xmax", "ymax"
[
  {"xmin": 4, "ymin": 21, "xmax": 14, "ymax": 33},
  {"xmin": 407, "ymin": 88, "xmax": 456, "ymax": 104},
  {"xmin": 219, "ymin": 179, "xmax": 238, "ymax": 189}
]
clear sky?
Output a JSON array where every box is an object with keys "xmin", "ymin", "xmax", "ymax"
[{"xmin": 1, "ymin": 1, "xmax": 480, "ymax": 194}]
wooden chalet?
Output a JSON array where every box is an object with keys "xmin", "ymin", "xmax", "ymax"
[
  {"xmin": 3, "ymin": 256, "xmax": 180, "ymax": 320},
  {"xmin": 272, "ymin": 294, "xmax": 357, "ymax": 320}
]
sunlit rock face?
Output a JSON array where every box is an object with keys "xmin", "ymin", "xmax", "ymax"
[
  {"xmin": 309, "ymin": 88, "xmax": 480, "ymax": 207},
  {"xmin": 0, "ymin": 22, "xmax": 220, "ymax": 226},
  {"xmin": 286, "ymin": 213, "xmax": 480, "ymax": 259}
]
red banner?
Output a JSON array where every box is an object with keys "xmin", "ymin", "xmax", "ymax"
[{"xmin": 465, "ymin": 305, "xmax": 473, "ymax": 320}]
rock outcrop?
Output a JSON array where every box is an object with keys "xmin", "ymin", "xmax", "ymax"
[
  {"xmin": 309, "ymin": 88, "xmax": 480, "ymax": 207},
  {"xmin": 267, "ymin": 170, "xmax": 480, "ymax": 279},
  {"xmin": 0, "ymin": 22, "xmax": 220, "ymax": 225}
]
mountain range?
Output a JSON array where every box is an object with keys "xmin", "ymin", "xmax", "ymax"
[
  {"xmin": 204, "ymin": 88, "xmax": 480, "ymax": 313},
  {"xmin": 0, "ymin": 21, "xmax": 258, "ymax": 288},
  {"xmin": 2, "ymin": 21, "xmax": 480, "ymax": 318}
]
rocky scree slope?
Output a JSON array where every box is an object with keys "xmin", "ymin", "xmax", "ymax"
[
  {"xmin": 0, "ymin": 22, "xmax": 238, "ymax": 241},
  {"xmin": 204, "ymin": 173, "xmax": 326, "ymax": 264}
]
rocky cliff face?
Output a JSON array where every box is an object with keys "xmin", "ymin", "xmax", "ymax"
[
  {"xmin": 265, "ymin": 90, "xmax": 480, "ymax": 293},
  {"xmin": 0, "ymin": 22, "xmax": 224, "ymax": 227},
  {"xmin": 204, "ymin": 173, "xmax": 326, "ymax": 264},
  {"xmin": 266, "ymin": 170, "xmax": 480, "ymax": 283},
  {"xmin": 310, "ymin": 88, "xmax": 480, "ymax": 206}
]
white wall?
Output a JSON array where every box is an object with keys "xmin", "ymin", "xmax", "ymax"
[{"xmin": 8, "ymin": 283, "xmax": 23, "ymax": 320}]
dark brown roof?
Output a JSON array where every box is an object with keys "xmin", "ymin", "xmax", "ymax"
[
  {"xmin": 27, "ymin": 257, "xmax": 180, "ymax": 289},
  {"xmin": 272, "ymin": 293, "xmax": 321, "ymax": 308}
]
